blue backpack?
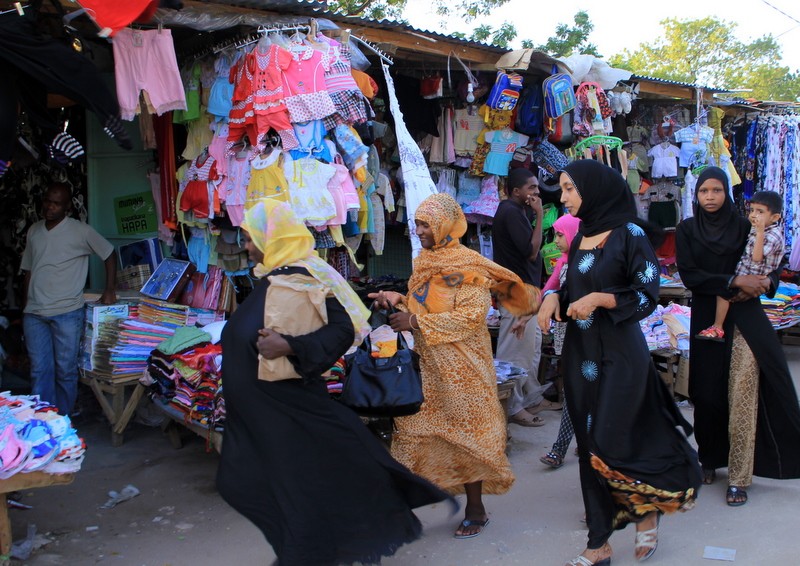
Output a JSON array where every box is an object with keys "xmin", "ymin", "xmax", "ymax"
[
  {"xmin": 486, "ymin": 71, "xmax": 524, "ymax": 111},
  {"xmin": 543, "ymin": 65, "xmax": 576, "ymax": 118},
  {"xmin": 515, "ymin": 84, "xmax": 544, "ymax": 136}
]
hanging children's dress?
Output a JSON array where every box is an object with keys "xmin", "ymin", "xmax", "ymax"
[
  {"xmin": 208, "ymin": 50, "xmax": 241, "ymax": 120},
  {"xmin": 289, "ymin": 119, "xmax": 333, "ymax": 162},
  {"xmin": 251, "ymin": 44, "xmax": 294, "ymax": 146},
  {"xmin": 222, "ymin": 152, "xmax": 252, "ymax": 226},
  {"xmin": 319, "ymin": 36, "xmax": 369, "ymax": 130},
  {"xmin": 178, "ymin": 153, "xmax": 220, "ymax": 220},
  {"xmin": 246, "ymin": 151, "xmax": 290, "ymax": 206},
  {"xmin": 283, "ymin": 156, "xmax": 337, "ymax": 226},
  {"xmin": 282, "ymin": 42, "xmax": 337, "ymax": 124}
]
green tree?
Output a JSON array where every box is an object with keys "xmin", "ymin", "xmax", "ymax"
[
  {"xmin": 328, "ymin": 0, "xmax": 509, "ymax": 22},
  {"xmin": 535, "ymin": 10, "xmax": 600, "ymax": 57},
  {"xmin": 609, "ymin": 17, "xmax": 798, "ymax": 101},
  {"xmin": 470, "ymin": 21, "xmax": 517, "ymax": 48}
]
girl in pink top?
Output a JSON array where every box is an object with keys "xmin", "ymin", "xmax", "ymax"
[{"xmin": 542, "ymin": 213, "xmax": 582, "ymax": 292}]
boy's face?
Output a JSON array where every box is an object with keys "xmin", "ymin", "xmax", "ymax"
[{"xmin": 748, "ymin": 202, "xmax": 781, "ymax": 228}]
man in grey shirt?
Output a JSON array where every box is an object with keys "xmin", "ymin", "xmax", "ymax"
[{"xmin": 21, "ymin": 182, "xmax": 117, "ymax": 415}]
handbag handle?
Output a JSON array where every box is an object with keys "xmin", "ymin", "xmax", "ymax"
[{"xmin": 366, "ymin": 302, "xmax": 413, "ymax": 352}]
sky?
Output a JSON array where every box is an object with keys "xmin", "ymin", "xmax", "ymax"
[{"xmin": 402, "ymin": 0, "xmax": 800, "ymax": 72}]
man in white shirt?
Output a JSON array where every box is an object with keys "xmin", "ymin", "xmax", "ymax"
[{"xmin": 21, "ymin": 182, "xmax": 117, "ymax": 415}]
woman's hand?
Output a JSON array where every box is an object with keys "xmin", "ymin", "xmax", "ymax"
[
  {"xmin": 368, "ymin": 290, "xmax": 404, "ymax": 310},
  {"xmin": 388, "ymin": 312, "xmax": 414, "ymax": 332},
  {"xmin": 567, "ymin": 295, "xmax": 597, "ymax": 321},
  {"xmin": 257, "ymin": 328, "xmax": 292, "ymax": 359},
  {"xmin": 730, "ymin": 274, "xmax": 770, "ymax": 300},
  {"xmin": 537, "ymin": 293, "xmax": 561, "ymax": 333}
]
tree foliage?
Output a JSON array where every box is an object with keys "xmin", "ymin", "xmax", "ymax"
[
  {"xmin": 609, "ymin": 17, "xmax": 799, "ymax": 101},
  {"xmin": 469, "ymin": 21, "xmax": 517, "ymax": 48},
  {"xmin": 534, "ymin": 10, "xmax": 600, "ymax": 57},
  {"xmin": 327, "ymin": 0, "xmax": 508, "ymax": 22}
]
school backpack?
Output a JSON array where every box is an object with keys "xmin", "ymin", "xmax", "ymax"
[
  {"xmin": 542, "ymin": 65, "xmax": 576, "ymax": 118},
  {"xmin": 514, "ymin": 84, "xmax": 544, "ymax": 136},
  {"xmin": 486, "ymin": 70, "xmax": 524, "ymax": 111},
  {"xmin": 574, "ymin": 81, "xmax": 612, "ymax": 135}
]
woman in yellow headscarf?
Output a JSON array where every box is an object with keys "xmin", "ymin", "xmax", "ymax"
[
  {"xmin": 371, "ymin": 193, "xmax": 540, "ymax": 539},
  {"xmin": 217, "ymin": 199, "xmax": 453, "ymax": 566}
]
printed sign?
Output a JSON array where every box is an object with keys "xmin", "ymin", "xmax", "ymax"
[{"xmin": 114, "ymin": 191, "xmax": 157, "ymax": 235}]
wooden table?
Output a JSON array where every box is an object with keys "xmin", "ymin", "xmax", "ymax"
[
  {"xmin": 80, "ymin": 371, "xmax": 146, "ymax": 447},
  {"xmin": 150, "ymin": 400, "xmax": 223, "ymax": 454},
  {"xmin": 651, "ymin": 348, "xmax": 681, "ymax": 396},
  {"xmin": 659, "ymin": 285, "xmax": 692, "ymax": 306},
  {"xmin": 0, "ymin": 472, "xmax": 74, "ymax": 564}
]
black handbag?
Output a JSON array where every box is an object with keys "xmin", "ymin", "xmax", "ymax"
[{"xmin": 340, "ymin": 309, "xmax": 423, "ymax": 417}]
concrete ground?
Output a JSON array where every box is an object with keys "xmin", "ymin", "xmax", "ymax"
[{"xmin": 10, "ymin": 345, "xmax": 800, "ymax": 566}]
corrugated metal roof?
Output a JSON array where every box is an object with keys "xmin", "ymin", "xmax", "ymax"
[
  {"xmin": 630, "ymin": 74, "xmax": 726, "ymax": 93},
  {"xmin": 188, "ymin": 0, "xmax": 509, "ymax": 54},
  {"xmin": 191, "ymin": 0, "xmax": 327, "ymax": 9}
]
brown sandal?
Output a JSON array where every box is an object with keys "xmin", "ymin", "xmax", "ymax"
[{"xmin": 509, "ymin": 410, "xmax": 546, "ymax": 427}]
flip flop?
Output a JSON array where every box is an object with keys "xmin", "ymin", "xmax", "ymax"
[
  {"xmin": 454, "ymin": 518, "xmax": 490, "ymax": 539},
  {"xmin": 509, "ymin": 411, "xmax": 546, "ymax": 427},
  {"xmin": 726, "ymin": 486, "xmax": 748, "ymax": 506}
]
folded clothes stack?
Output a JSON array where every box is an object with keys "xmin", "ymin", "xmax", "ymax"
[{"xmin": 0, "ymin": 393, "xmax": 86, "ymax": 479}]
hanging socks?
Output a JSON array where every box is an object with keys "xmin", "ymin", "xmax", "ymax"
[
  {"xmin": 103, "ymin": 115, "xmax": 133, "ymax": 150},
  {"xmin": 47, "ymin": 132, "xmax": 86, "ymax": 165},
  {"xmin": 52, "ymin": 132, "xmax": 85, "ymax": 159}
]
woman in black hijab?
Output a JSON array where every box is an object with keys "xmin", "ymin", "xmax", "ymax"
[
  {"xmin": 539, "ymin": 160, "xmax": 701, "ymax": 566},
  {"xmin": 676, "ymin": 166, "xmax": 800, "ymax": 507}
]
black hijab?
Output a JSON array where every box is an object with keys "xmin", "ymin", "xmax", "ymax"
[
  {"xmin": 561, "ymin": 159, "xmax": 660, "ymax": 243},
  {"xmin": 692, "ymin": 166, "xmax": 749, "ymax": 255}
]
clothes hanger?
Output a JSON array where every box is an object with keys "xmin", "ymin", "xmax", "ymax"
[
  {"xmin": 256, "ymin": 27, "xmax": 271, "ymax": 52},
  {"xmin": 574, "ymin": 135, "xmax": 624, "ymax": 154}
]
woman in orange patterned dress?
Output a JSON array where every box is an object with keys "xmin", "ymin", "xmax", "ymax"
[{"xmin": 370, "ymin": 193, "xmax": 540, "ymax": 539}]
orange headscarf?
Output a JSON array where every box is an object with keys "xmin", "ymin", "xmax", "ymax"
[{"xmin": 408, "ymin": 193, "xmax": 540, "ymax": 316}]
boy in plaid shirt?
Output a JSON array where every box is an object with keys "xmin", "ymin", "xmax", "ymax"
[{"xmin": 698, "ymin": 190, "xmax": 784, "ymax": 341}]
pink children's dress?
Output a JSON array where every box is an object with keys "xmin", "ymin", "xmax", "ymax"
[{"xmin": 281, "ymin": 43, "xmax": 337, "ymax": 124}]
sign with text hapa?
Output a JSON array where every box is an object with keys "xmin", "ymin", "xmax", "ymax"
[{"xmin": 114, "ymin": 191, "xmax": 157, "ymax": 235}]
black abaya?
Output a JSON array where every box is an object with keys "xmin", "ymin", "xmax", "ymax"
[
  {"xmin": 217, "ymin": 268, "xmax": 453, "ymax": 566},
  {"xmin": 676, "ymin": 219, "xmax": 800, "ymax": 478},
  {"xmin": 560, "ymin": 225, "xmax": 701, "ymax": 549}
]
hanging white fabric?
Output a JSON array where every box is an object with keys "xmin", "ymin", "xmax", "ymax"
[{"xmin": 381, "ymin": 63, "xmax": 437, "ymax": 258}]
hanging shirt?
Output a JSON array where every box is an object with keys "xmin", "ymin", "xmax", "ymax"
[
  {"xmin": 283, "ymin": 156, "xmax": 337, "ymax": 226},
  {"xmin": 647, "ymin": 143, "xmax": 680, "ymax": 178},
  {"xmin": 483, "ymin": 129, "xmax": 529, "ymax": 176},
  {"xmin": 674, "ymin": 125, "xmax": 714, "ymax": 168},
  {"xmin": 453, "ymin": 107, "xmax": 484, "ymax": 155}
]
